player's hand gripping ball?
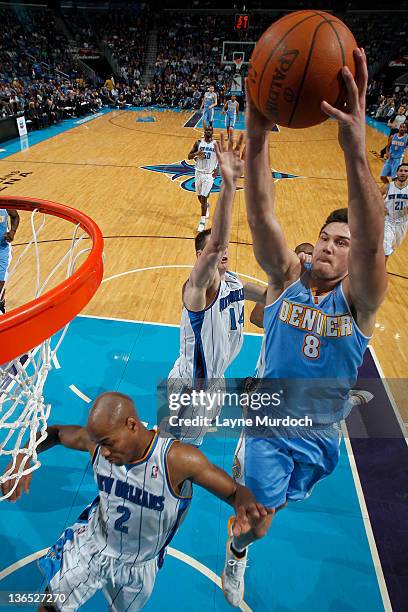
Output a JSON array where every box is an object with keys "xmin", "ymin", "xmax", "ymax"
[{"xmin": 247, "ymin": 10, "xmax": 357, "ymax": 128}]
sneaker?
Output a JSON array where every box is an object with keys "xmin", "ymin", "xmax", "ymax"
[
  {"xmin": 197, "ymin": 218, "xmax": 206, "ymax": 232},
  {"xmin": 349, "ymin": 389, "xmax": 374, "ymax": 406},
  {"xmin": 205, "ymin": 204, "xmax": 210, "ymax": 219},
  {"xmin": 221, "ymin": 518, "xmax": 247, "ymax": 607}
]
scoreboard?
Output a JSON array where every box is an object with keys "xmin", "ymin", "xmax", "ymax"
[{"xmin": 235, "ymin": 14, "xmax": 249, "ymax": 31}]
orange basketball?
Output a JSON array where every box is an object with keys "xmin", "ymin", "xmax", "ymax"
[{"xmin": 247, "ymin": 10, "xmax": 357, "ymax": 129}]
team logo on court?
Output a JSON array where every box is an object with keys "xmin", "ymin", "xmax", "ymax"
[{"xmin": 141, "ymin": 160, "xmax": 299, "ymax": 193}]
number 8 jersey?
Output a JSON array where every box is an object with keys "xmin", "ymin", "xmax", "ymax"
[
  {"xmin": 263, "ymin": 269, "xmax": 370, "ymax": 425},
  {"xmin": 169, "ymin": 272, "xmax": 244, "ymax": 387}
]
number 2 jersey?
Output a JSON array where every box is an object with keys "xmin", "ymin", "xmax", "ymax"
[
  {"xmin": 262, "ymin": 270, "xmax": 370, "ymax": 425},
  {"xmin": 169, "ymin": 272, "xmax": 244, "ymax": 387},
  {"xmin": 78, "ymin": 433, "xmax": 192, "ymax": 565}
]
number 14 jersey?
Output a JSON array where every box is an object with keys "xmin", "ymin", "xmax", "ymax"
[{"xmin": 169, "ymin": 272, "xmax": 244, "ymax": 387}]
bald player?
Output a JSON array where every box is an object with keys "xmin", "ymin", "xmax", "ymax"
[{"xmin": 2, "ymin": 392, "xmax": 269, "ymax": 612}]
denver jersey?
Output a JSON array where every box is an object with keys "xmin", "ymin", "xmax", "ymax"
[
  {"xmin": 169, "ymin": 272, "xmax": 244, "ymax": 387},
  {"xmin": 196, "ymin": 139, "xmax": 217, "ymax": 173},
  {"xmin": 262, "ymin": 271, "xmax": 370, "ymax": 425},
  {"xmin": 82, "ymin": 433, "xmax": 192, "ymax": 565},
  {"xmin": 389, "ymin": 133, "xmax": 407, "ymax": 160},
  {"xmin": 385, "ymin": 181, "xmax": 408, "ymax": 223},
  {"xmin": 203, "ymin": 91, "xmax": 216, "ymax": 109},
  {"xmin": 0, "ymin": 209, "xmax": 8, "ymax": 248},
  {"xmin": 226, "ymin": 100, "xmax": 238, "ymax": 115}
]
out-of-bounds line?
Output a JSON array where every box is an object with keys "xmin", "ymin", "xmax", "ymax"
[
  {"xmin": 368, "ymin": 346, "xmax": 408, "ymax": 442},
  {"xmin": 0, "ymin": 547, "xmax": 252, "ymax": 612},
  {"xmin": 341, "ymin": 422, "xmax": 392, "ymax": 612}
]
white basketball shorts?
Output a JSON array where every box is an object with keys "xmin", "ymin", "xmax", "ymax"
[
  {"xmin": 195, "ymin": 170, "xmax": 214, "ymax": 197},
  {"xmin": 38, "ymin": 521, "xmax": 159, "ymax": 611},
  {"xmin": 384, "ymin": 218, "xmax": 408, "ymax": 256}
]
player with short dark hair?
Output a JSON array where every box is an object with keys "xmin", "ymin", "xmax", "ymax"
[
  {"xmin": 188, "ymin": 126, "xmax": 218, "ymax": 231},
  {"xmin": 168, "ymin": 134, "xmax": 266, "ymax": 445},
  {"xmin": 200, "ymin": 85, "xmax": 217, "ymax": 129},
  {"xmin": 222, "ymin": 95, "xmax": 240, "ymax": 140},
  {"xmin": 381, "ymin": 162, "xmax": 408, "ymax": 258},
  {"xmin": 221, "ymin": 48, "xmax": 388, "ymax": 607},
  {"xmin": 380, "ymin": 122, "xmax": 407, "ymax": 184}
]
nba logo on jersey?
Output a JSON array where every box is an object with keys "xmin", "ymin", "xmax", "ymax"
[{"xmin": 151, "ymin": 465, "xmax": 159, "ymax": 478}]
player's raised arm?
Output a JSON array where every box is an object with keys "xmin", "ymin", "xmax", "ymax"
[
  {"xmin": 184, "ymin": 134, "xmax": 244, "ymax": 309},
  {"xmin": 5, "ymin": 209, "xmax": 20, "ymax": 242},
  {"xmin": 1, "ymin": 425, "xmax": 94, "ymax": 502},
  {"xmin": 244, "ymin": 85, "xmax": 299, "ymax": 295},
  {"xmin": 321, "ymin": 48, "xmax": 387, "ymax": 335},
  {"xmin": 250, "ymin": 302, "xmax": 265, "ymax": 328},
  {"xmin": 167, "ymin": 441, "xmax": 270, "ymax": 533},
  {"xmin": 243, "ymin": 282, "xmax": 267, "ymax": 304}
]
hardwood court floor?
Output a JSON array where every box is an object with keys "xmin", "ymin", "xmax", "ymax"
[{"xmin": 1, "ymin": 108, "xmax": 407, "ymax": 421}]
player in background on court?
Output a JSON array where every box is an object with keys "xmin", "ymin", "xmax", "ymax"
[
  {"xmin": 169, "ymin": 133, "xmax": 266, "ymax": 445},
  {"xmin": 188, "ymin": 125, "xmax": 218, "ymax": 231},
  {"xmin": 2, "ymin": 392, "xmax": 270, "ymax": 612},
  {"xmin": 380, "ymin": 122, "xmax": 407, "ymax": 184},
  {"xmin": 221, "ymin": 49, "xmax": 388, "ymax": 607},
  {"xmin": 200, "ymin": 85, "xmax": 218, "ymax": 129},
  {"xmin": 0, "ymin": 207, "xmax": 19, "ymax": 314},
  {"xmin": 381, "ymin": 162, "xmax": 408, "ymax": 259},
  {"xmin": 222, "ymin": 95, "xmax": 240, "ymax": 140}
]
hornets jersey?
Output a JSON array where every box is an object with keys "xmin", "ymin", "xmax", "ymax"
[
  {"xmin": 82, "ymin": 433, "xmax": 192, "ymax": 565},
  {"xmin": 169, "ymin": 272, "xmax": 244, "ymax": 387},
  {"xmin": 196, "ymin": 139, "xmax": 217, "ymax": 173},
  {"xmin": 262, "ymin": 271, "xmax": 370, "ymax": 425},
  {"xmin": 385, "ymin": 180, "xmax": 408, "ymax": 223}
]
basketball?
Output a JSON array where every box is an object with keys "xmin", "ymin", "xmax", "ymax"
[{"xmin": 247, "ymin": 10, "xmax": 358, "ymax": 129}]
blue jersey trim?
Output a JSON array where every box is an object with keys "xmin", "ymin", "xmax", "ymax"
[
  {"xmin": 77, "ymin": 495, "xmax": 100, "ymax": 523},
  {"xmin": 163, "ymin": 439, "xmax": 193, "ymax": 500},
  {"xmin": 188, "ymin": 310, "xmax": 208, "ymax": 383},
  {"xmin": 37, "ymin": 527, "xmax": 75, "ymax": 583},
  {"xmin": 157, "ymin": 497, "xmax": 191, "ymax": 569},
  {"xmin": 91, "ymin": 445, "xmax": 99, "ymax": 465},
  {"xmin": 126, "ymin": 431, "xmax": 159, "ymax": 467}
]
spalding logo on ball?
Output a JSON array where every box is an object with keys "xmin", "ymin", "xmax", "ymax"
[{"xmin": 248, "ymin": 10, "xmax": 357, "ymax": 129}]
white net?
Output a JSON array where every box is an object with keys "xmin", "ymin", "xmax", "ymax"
[{"xmin": 0, "ymin": 207, "xmax": 92, "ymax": 501}]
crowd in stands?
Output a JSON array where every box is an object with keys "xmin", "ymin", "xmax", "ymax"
[
  {"xmin": 0, "ymin": 7, "xmax": 79, "ymax": 83},
  {"xmin": 1, "ymin": 4, "xmax": 407, "ymax": 135},
  {"xmin": 90, "ymin": 6, "xmax": 148, "ymax": 87}
]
